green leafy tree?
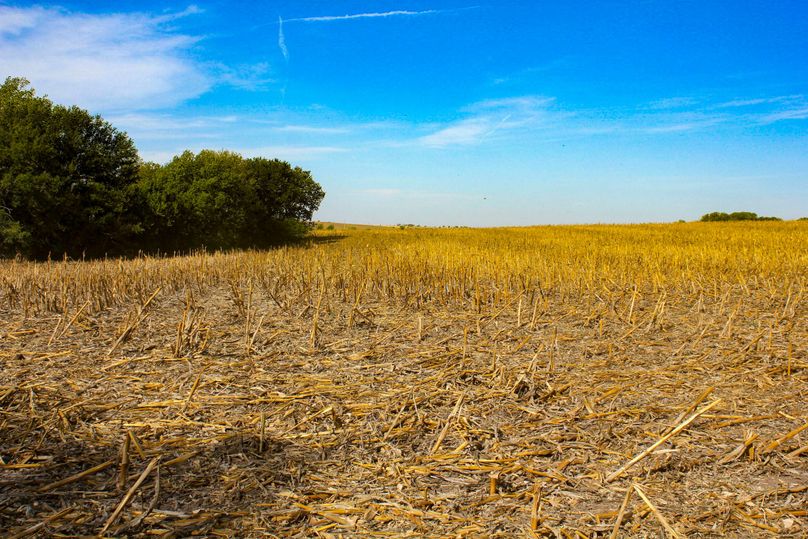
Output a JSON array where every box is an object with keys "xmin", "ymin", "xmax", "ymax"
[
  {"xmin": 0, "ymin": 77, "xmax": 140, "ymax": 258},
  {"xmin": 137, "ymin": 150, "xmax": 250, "ymax": 251},
  {"xmin": 700, "ymin": 212, "xmax": 731, "ymax": 222},
  {"xmin": 243, "ymin": 157, "xmax": 325, "ymax": 243},
  {"xmin": 137, "ymin": 151, "xmax": 325, "ymax": 251},
  {"xmin": 1, "ymin": 78, "xmax": 325, "ymax": 258},
  {"xmin": 727, "ymin": 211, "xmax": 758, "ymax": 221}
]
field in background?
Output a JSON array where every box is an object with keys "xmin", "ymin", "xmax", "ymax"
[{"xmin": 0, "ymin": 222, "xmax": 806, "ymax": 537}]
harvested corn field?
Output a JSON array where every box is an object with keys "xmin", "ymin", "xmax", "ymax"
[{"xmin": 1, "ymin": 222, "xmax": 806, "ymax": 538}]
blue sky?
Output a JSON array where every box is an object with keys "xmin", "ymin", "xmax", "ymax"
[{"xmin": 1, "ymin": 1, "xmax": 806, "ymax": 224}]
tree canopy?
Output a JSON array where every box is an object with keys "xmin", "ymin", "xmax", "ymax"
[
  {"xmin": 0, "ymin": 77, "xmax": 140, "ymax": 258},
  {"xmin": 0, "ymin": 77, "xmax": 325, "ymax": 258},
  {"xmin": 137, "ymin": 150, "xmax": 324, "ymax": 251}
]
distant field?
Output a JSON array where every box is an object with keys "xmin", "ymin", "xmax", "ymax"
[
  {"xmin": 1, "ymin": 222, "xmax": 806, "ymax": 537},
  {"xmin": 315, "ymin": 221, "xmax": 389, "ymax": 230}
]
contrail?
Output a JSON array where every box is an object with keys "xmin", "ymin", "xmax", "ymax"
[
  {"xmin": 484, "ymin": 114, "xmax": 512, "ymax": 139},
  {"xmin": 287, "ymin": 10, "xmax": 438, "ymax": 22},
  {"xmin": 250, "ymin": 7, "xmax": 479, "ymax": 31},
  {"xmin": 277, "ymin": 15, "xmax": 289, "ymax": 61}
]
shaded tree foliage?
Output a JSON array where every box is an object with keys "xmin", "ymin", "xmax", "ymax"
[
  {"xmin": 0, "ymin": 77, "xmax": 325, "ymax": 258},
  {"xmin": 0, "ymin": 77, "xmax": 140, "ymax": 258}
]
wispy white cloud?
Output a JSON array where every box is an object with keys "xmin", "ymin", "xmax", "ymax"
[
  {"xmin": 647, "ymin": 97, "xmax": 699, "ymax": 110},
  {"xmin": 416, "ymin": 91, "xmax": 808, "ymax": 147},
  {"xmin": 152, "ymin": 4, "xmax": 204, "ymax": 23},
  {"xmin": 641, "ymin": 93, "xmax": 808, "ymax": 129},
  {"xmin": 104, "ymin": 108, "xmax": 416, "ymax": 156},
  {"xmin": 410, "ymin": 90, "xmax": 808, "ymax": 149},
  {"xmin": 490, "ymin": 59, "xmax": 571, "ymax": 87},
  {"xmin": 0, "ymin": 5, "xmax": 44, "ymax": 35},
  {"xmin": 107, "ymin": 112, "xmax": 238, "ymax": 132},
  {"xmin": 642, "ymin": 119, "xmax": 723, "ymax": 133},
  {"xmin": 718, "ymin": 95, "xmax": 808, "ymax": 124},
  {"xmin": 216, "ymin": 62, "xmax": 274, "ymax": 90},
  {"xmin": 757, "ymin": 106, "xmax": 808, "ymax": 124},
  {"xmin": 273, "ymin": 124, "xmax": 350, "ymax": 134},
  {"xmin": 717, "ymin": 98, "xmax": 771, "ymax": 108},
  {"xmin": 287, "ymin": 10, "xmax": 439, "ymax": 23},
  {"xmin": 140, "ymin": 145, "xmax": 347, "ymax": 164},
  {"xmin": 715, "ymin": 95, "xmax": 801, "ymax": 108},
  {"xmin": 420, "ymin": 95, "xmax": 559, "ymax": 147},
  {"xmin": 233, "ymin": 145, "xmax": 349, "ymax": 159},
  {"xmin": 0, "ymin": 5, "xmax": 212, "ymax": 112},
  {"xmin": 465, "ymin": 96, "xmax": 556, "ymax": 112},
  {"xmin": 419, "ymin": 118, "xmax": 492, "ymax": 147},
  {"xmin": 110, "ymin": 111, "xmax": 398, "ymax": 135}
]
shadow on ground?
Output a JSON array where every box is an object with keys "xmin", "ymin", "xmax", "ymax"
[{"xmin": 0, "ymin": 427, "xmax": 316, "ymax": 536}]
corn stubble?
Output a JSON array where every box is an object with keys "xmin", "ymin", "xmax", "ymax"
[{"xmin": 0, "ymin": 221, "xmax": 806, "ymax": 537}]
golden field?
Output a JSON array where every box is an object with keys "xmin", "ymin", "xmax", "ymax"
[{"xmin": 0, "ymin": 222, "xmax": 806, "ymax": 537}]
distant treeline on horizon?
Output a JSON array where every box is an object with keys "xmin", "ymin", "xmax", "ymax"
[{"xmin": 699, "ymin": 211, "xmax": 783, "ymax": 222}]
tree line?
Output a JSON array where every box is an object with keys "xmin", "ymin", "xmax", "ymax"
[
  {"xmin": 0, "ymin": 77, "xmax": 324, "ymax": 259},
  {"xmin": 700, "ymin": 211, "xmax": 781, "ymax": 222}
]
